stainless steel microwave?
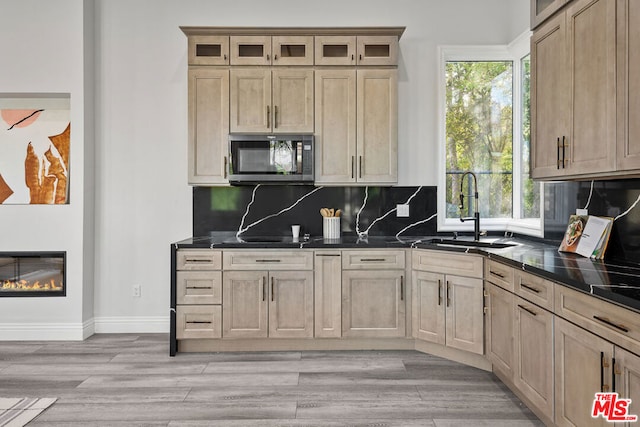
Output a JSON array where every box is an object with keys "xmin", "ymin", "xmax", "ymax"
[{"xmin": 228, "ymin": 134, "xmax": 314, "ymax": 184}]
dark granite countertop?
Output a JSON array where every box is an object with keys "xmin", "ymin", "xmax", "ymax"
[{"xmin": 173, "ymin": 232, "xmax": 640, "ymax": 313}]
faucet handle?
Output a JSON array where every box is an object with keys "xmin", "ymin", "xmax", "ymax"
[{"xmin": 458, "ymin": 193, "xmax": 465, "ymax": 210}]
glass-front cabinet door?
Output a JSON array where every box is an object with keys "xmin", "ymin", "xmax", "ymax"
[
  {"xmin": 272, "ymin": 36, "xmax": 313, "ymax": 66},
  {"xmin": 188, "ymin": 36, "xmax": 229, "ymax": 65},
  {"xmin": 356, "ymin": 36, "xmax": 398, "ymax": 66},
  {"xmin": 230, "ymin": 36, "xmax": 272, "ymax": 65},
  {"xmin": 531, "ymin": 0, "xmax": 569, "ymax": 29},
  {"xmin": 315, "ymin": 36, "xmax": 357, "ymax": 66}
]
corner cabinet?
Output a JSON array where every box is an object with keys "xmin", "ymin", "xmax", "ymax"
[
  {"xmin": 411, "ymin": 249, "xmax": 484, "ymax": 355},
  {"xmin": 181, "ymin": 27, "xmax": 404, "ymax": 186}
]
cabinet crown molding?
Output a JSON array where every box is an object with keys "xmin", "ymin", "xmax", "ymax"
[{"xmin": 180, "ymin": 26, "xmax": 405, "ymax": 39}]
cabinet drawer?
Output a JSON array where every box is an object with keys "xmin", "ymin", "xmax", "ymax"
[
  {"xmin": 341, "ymin": 250, "xmax": 405, "ymax": 270},
  {"xmin": 555, "ymin": 285, "xmax": 640, "ymax": 354},
  {"xmin": 514, "ymin": 270, "xmax": 554, "ymax": 310},
  {"xmin": 176, "ymin": 250, "xmax": 222, "ymax": 271},
  {"xmin": 177, "ymin": 271, "xmax": 222, "ymax": 305},
  {"xmin": 412, "ymin": 249, "xmax": 483, "ymax": 278},
  {"xmin": 223, "ymin": 250, "xmax": 313, "ymax": 270},
  {"xmin": 176, "ymin": 305, "xmax": 222, "ymax": 339},
  {"xmin": 485, "ymin": 259, "xmax": 514, "ymax": 291}
]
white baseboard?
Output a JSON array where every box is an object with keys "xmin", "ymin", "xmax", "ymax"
[
  {"xmin": 93, "ymin": 316, "xmax": 169, "ymax": 333},
  {"xmin": 0, "ymin": 316, "xmax": 167, "ymax": 340},
  {"xmin": 0, "ymin": 319, "xmax": 94, "ymax": 341}
]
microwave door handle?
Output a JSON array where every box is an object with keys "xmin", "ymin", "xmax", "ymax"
[{"xmin": 296, "ymin": 142, "xmax": 303, "ymax": 173}]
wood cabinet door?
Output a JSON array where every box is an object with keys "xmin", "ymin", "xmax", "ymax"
[
  {"xmin": 615, "ymin": 346, "xmax": 640, "ymax": 426},
  {"xmin": 222, "ymin": 271, "xmax": 268, "ymax": 338},
  {"xmin": 555, "ymin": 317, "xmax": 612, "ymax": 427},
  {"xmin": 230, "ymin": 35, "xmax": 271, "ymax": 66},
  {"xmin": 188, "ymin": 35, "xmax": 229, "ymax": 66},
  {"xmin": 356, "ymin": 36, "xmax": 398, "ymax": 66},
  {"xmin": 531, "ymin": 12, "xmax": 570, "ymax": 179},
  {"xmin": 531, "ymin": 0, "xmax": 568, "ymax": 29},
  {"xmin": 271, "ymin": 68, "xmax": 314, "ymax": 133},
  {"xmin": 356, "ymin": 69, "xmax": 398, "ymax": 183},
  {"xmin": 230, "ymin": 68, "xmax": 271, "ymax": 133},
  {"xmin": 188, "ymin": 68, "xmax": 229, "ymax": 185},
  {"xmin": 445, "ymin": 275, "xmax": 484, "ymax": 355},
  {"xmin": 565, "ymin": 0, "xmax": 617, "ymax": 177},
  {"xmin": 514, "ymin": 297, "xmax": 554, "ymax": 420},
  {"xmin": 314, "ymin": 36, "xmax": 356, "ymax": 66},
  {"xmin": 314, "ymin": 252, "xmax": 342, "ymax": 338},
  {"xmin": 314, "ymin": 69, "xmax": 357, "ymax": 184},
  {"xmin": 342, "ymin": 270, "xmax": 405, "ymax": 338},
  {"xmin": 412, "ymin": 270, "xmax": 445, "ymax": 345},
  {"xmin": 272, "ymin": 36, "xmax": 314, "ymax": 66},
  {"xmin": 268, "ymin": 270, "xmax": 314, "ymax": 338},
  {"xmin": 617, "ymin": 0, "xmax": 640, "ymax": 171},
  {"xmin": 485, "ymin": 282, "xmax": 514, "ymax": 379}
]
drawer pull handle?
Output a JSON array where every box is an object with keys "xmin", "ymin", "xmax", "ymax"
[
  {"xmin": 360, "ymin": 258, "xmax": 386, "ymax": 262},
  {"xmin": 316, "ymin": 254, "xmax": 341, "ymax": 257},
  {"xmin": 593, "ymin": 315, "xmax": 629, "ymax": 333},
  {"xmin": 490, "ymin": 270, "xmax": 505, "ymax": 279},
  {"xmin": 520, "ymin": 283, "xmax": 540, "ymax": 294},
  {"xmin": 185, "ymin": 259, "xmax": 212, "ymax": 263},
  {"xmin": 186, "ymin": 321, "xmax": 212, "ymax": 325},
  {"xmin": 186, "ymin": 286, "xmax": 212, "ymax": 290},
  {"xmin": 518, "ymin": 304, "xmax": 537, "ymax": 317},
  {"xmin": 256, "ymin": 259, "xmax": 282, "ymax": 263}
]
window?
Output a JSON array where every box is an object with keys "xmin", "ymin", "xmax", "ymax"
[{"xmin": 438, "ymin": 35, "xmax": 542, "ymax": 236}]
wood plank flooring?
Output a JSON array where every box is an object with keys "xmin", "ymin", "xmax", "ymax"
[{"xmin": 0, "ymin": 334, "xmax": 544, "ymax": 426}]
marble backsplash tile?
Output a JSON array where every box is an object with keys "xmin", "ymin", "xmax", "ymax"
[{"xmin": 193, "ymin": 185, "xmax": 438, "ymax": 239}]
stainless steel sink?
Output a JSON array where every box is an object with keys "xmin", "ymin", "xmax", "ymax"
[{"xmin": 428, "ymin": 238, "xmax": 517, "ymax": 249}]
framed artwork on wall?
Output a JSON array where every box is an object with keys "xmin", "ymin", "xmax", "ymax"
[{"xmin": 0, "ymin": 94, "xmax": 70, "ymax": 205}]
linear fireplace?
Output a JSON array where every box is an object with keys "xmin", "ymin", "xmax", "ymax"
[{"xmin": 0, "ymin": 252, "xmax": 66, "ymax": 297}]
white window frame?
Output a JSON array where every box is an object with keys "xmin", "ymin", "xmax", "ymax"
[{"xmin": 436, "ymin": 31, "xmax": 543, "ymax": 238}]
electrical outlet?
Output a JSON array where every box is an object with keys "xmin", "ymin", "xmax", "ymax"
[
  {"xmin": 132, "ymin": 284, "xmax": 141, "ymax": 297},
  {"xmin": 396, "ymin": 204, "xmax": 410, "ymax": 217}
]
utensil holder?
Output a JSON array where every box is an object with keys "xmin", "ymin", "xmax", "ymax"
[{"xmin": 323, "ymin": 217, "xmax": 340, "ymax": 239}]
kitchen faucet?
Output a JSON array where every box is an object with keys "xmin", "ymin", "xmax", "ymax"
[{"xmin": 459, "ymin": 171, "xmax": 480, "ymax": 241}]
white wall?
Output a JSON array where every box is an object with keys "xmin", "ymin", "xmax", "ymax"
[
  {"xmin": 0, "ymin": 0, "xmax": 92, "ymax": 339},
  {"xmin": 0, "ymin": 0, "xmax": 529, "ymax": 337}
]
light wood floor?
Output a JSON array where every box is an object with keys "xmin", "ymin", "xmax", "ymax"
[{"xmin": 0, "ymin": 334, "xmax": 543, "ymax": 426}]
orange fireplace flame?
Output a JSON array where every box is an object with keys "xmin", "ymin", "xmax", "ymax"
[{"xmin": 1, "ymin": 279, "xmax": 62, "ymax": 291}]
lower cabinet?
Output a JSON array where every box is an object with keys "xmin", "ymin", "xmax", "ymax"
[
  {"xmin": 514, "ymin": 295, "xmax": 555, "ymax": 421},
  {"xmin": 222, "ymin": 270, "xmax": 313, "ymax": 338},
  {"xmin": 342, "ymin": 269, "xmax": 405, "ymax": 337},
  {"xmin": 412, "ymin": 270, "xmax": 484, "ymax": 354},
  {"xmin": 555, "ymin": 317, "xmax": 612, "ymax": 427},
  {"xmin": 615, "ymin": 346, "xmax": 640, "ymax": 427},
  {"xmin": 314, "ymin": 251, "xmax": 342, "ymax": 338},
  {"xmin": 484, "ymin": 282, "xmax": 515, "ymax": 379}
]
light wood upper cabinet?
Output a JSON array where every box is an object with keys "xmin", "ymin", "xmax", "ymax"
[
  {"xmin": 230, "ymin": 68, "xmax": 313, "ymax": 134},
  {"xmin": 531, "ymin": 0, "xmax": 570, "ymax": 29},
  {"xmin": 315, "ymin": 35, "xmax": 398, "ymax": 66},
  {"xmin": 357, "ymin": 69, "xmax": 398, "ymax": 183},
  {"xmin": 315, "ymin": 68, "xmax": 397, "ymax": 184},
  {"xmin": 230, "ymin": 35, "xmax": 313, "ymax": 66},
  {"xmin": 230, "ymin": 36, "xmax": 272, "ymax": 66},
  {"xmin": 531, "ymin": 0, "xmax": 622, "ymax": 180},
  {"xmin": 617, "ymin": 0, "xmax": 640, "ymax": 171},
  {"xmin": 188, "ymin": 68, "xmax": 229, "ymax": 185},
  {"xmin": 188, "ymin": 36, "xmax": 230, "ymax": 65},
  {"xmin": 314, "ymin": 69, "xmax": 357, "ymax": 183}
]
